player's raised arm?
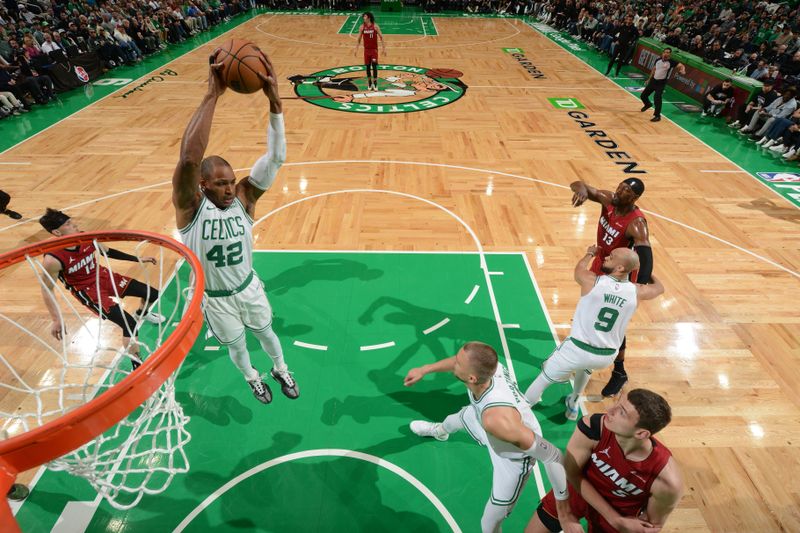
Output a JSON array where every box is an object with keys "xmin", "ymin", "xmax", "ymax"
[
  {"xmin": 237, "ymin": 59, "xmax": 286, "ymax": 218},
  {"xmin": 570, "ymin": 180, "xmax": 613, "ymax": 207},
  {"xmin": 627, "ymin": 217, "xmax": 653, "ymax": 283},
  {"xmin": 173, "ymin": 55, "xmax": 226, "ymax": 227},
  {"xmin": 636, "ymin": 274, "xmax": 664, "ymax": 301},
  {"xmin": 575, "ymin": 245, "xmax": 599, "ymax": 293}
]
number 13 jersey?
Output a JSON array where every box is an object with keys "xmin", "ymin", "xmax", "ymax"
[
  {"xmin": 591, "ymin": 204, "xmax": 646, "ymax": 282},
  {"xmin": 571, "ymin": 275, "xmax": 638, "ymax": 350},
  {"xmin": 180, "ymin": 195, "xmax": 254, "ymax": 294}
]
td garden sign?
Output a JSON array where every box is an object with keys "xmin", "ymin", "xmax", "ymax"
[{"xmin": 289, "ymin": 64, "xmax": 468, "ymax": 114}]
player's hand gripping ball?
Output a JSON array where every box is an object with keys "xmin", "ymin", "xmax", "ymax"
[{"xmin": 214, "ymin": 39, "xmax": 271, "ymax": 94}]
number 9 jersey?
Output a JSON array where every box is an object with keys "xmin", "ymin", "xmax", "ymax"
[{"xmin": 571, "ymin": 275, "xmax": 638, "ymax": 350}]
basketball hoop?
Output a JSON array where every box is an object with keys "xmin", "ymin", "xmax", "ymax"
[{"xmin": 0, "ymin": 231, "xmax": 204, "ymax": 532}]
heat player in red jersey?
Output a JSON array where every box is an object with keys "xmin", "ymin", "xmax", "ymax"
[
  {"xmin": 526, "ymin": 389, "xmax": 683, "ymax": 533},
  {"xmin": 570, "ymin": 177, "xmax": 652, "ymax": 398},
  {"xmin": 38, "ymin": 209, "xmax": 165, "ymax": 369},
  {"xmin": 353, "ymin": 12, "xmax": 385, "ymax": 91}
]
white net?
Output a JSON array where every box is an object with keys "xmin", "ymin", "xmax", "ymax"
[{"xmin": 0, "ymin": 236, "xmax": 198, "ymax": 510}]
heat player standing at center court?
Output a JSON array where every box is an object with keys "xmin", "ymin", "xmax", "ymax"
[{"xmin": 353, "ymin": 12, "xmax": 386, "ymax": 91}]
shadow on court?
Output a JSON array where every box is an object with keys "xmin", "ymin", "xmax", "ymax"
[
  {"xmin": 112, "ymin": 431, "xmax": 443, "ymax": 532},
  {"xmin": 263, "ymin": 259, "xmax": 384, "ymax": 295},
  {"xmin": 321, "ymin": 295, "xmax": 554, "ymax": 427},
  {"xmin": 175, "ymin": 315, "xmax": 312, "ymax": 382},
  {"xmin": 738, "ymin": 198, "xmax": 800, "ymax": 224},
  {"xmin": 175, "ymin": 390, "xmax": 254, "ymax": 426}
]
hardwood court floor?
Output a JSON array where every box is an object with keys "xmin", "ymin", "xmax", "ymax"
[{"xmin": 1, "ymin": 13, "xmax": 799, "ymax": 533}]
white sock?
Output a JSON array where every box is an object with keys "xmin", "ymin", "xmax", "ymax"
[
  {"xmin": 524, "ymin": 374, "xmax": 551, "ymax": 405},
  {"xmin": 480, "ymin": 499, "xmax": 511, "ymax": 533},
  {"xmin": 252, "ymin": 325, "xmax": 287, "ymax": 371},
  {"xmin": 571, "ymin": 368, "xmax": 592, "ymax": 399},
  {"xmin": 441, "ymin": 411, "xmax": 465, "ymax": 434},
  {"xmin": 227, "ymin": 335, "xmax": 259, "ymax": 381}
]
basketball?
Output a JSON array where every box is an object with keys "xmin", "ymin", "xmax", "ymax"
[{"xmin": 215, "ymin": 39, "xmax": 269, "ymax": 94}]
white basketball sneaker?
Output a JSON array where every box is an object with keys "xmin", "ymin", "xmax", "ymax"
[
  {"xmin": 136, "ymin": 308, "xmax": 166, "ymax": 325},
  {"xmin": 410, "ymin": 420, "xmax": 449, "ymax": 441},
  {"xmin": 564, "ymin": 394, "xmax": 580, "ymax": 421}
]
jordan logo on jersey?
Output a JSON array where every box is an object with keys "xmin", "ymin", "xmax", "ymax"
[{"xmin": 591, "ymin": 452, "xmax": 644, "ymax": 498}]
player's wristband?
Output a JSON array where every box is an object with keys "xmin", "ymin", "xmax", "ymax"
[{"xmin": 634, "ymin": 245, "xmax": 653, "ymax": 284}]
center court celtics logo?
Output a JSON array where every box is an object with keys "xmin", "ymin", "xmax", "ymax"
[{"xmin": 288, "ymin": 65, "xmax": 467, "ymax": 114}]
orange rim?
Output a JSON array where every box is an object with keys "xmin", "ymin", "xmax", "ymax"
[{"xmin": 0, "ymin": 230, "xmax": 204, "ymax": 477}]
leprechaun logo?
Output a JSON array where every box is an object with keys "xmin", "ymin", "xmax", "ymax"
[{"xmin": 288, "ymin": 65, "xmax": 467, "ymax": 114}]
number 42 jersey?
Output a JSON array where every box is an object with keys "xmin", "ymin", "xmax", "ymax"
[
  {"xmin": 180, "ymin": 195, "xmax": 254, "ymax": 294},
  {"xmin": 571, "ymin": 275, "xmax": 638, "ymax": 350}
]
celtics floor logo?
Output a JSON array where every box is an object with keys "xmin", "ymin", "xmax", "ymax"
[{"xmin": 288, "ymin": 65, "xmax": 467, "ymax": 114}]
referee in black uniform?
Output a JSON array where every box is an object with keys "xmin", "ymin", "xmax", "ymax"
[
  {"xmin": 605, "ymin": 15, "xmax": 639, "ymax": 77},
  {"xmin": 640, "ymin": 48, "xmax": 686, "ymax": 122}
]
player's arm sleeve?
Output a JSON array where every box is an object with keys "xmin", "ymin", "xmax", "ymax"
[
  {"xmin": 248, "ymin": 112, "xmax": 286, "ymax": 191},
  {"xmin": 634, "ymin": 244, "xmax": 653, "ymax": 284},
  {"xmin": 105, "ymin": 248, "xmax": 139, "ymax": 262},
  {"xmin": 525, "ymin": 435, "xmax": 569, "ymax": 500}
]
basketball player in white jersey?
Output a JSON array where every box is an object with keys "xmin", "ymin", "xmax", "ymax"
[
  {"xmin": 405, "ymin": 341, "xmax": 570, "ymax": 533},
  {"xmin": 172, "ymin": 54, "xmax": 298, "ymax": 404},
  {"xmin": 525, "ymin": 245, "xmax": 663, "ymax": 420}
]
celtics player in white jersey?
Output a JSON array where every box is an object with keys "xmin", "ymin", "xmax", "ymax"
[
  {"xmin": 405, "ymin": 342, "xmax": 569, "ymax": 533},
  {"xmin": 172, "ymin": 53, "xmax": 298, "ymax": 404},
  {"xmin": 525, "ymin": 245, "xmax": 663, "ymax": 420}
]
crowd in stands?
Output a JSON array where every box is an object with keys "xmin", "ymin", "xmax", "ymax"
[
  {"xmin": 529, "ymin": 0, "xmax": 800, "ymax": 84},
  {"xmin": 4, "ymin": 0, "xmax": 800, "ymax": 161},
  {"xmin": 0, "ymin": 0, "xmax": 257, "ymax": 119},
  {"xmin": 526, "ymin": 0, "xmax": 800, "ymax": 160}
]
